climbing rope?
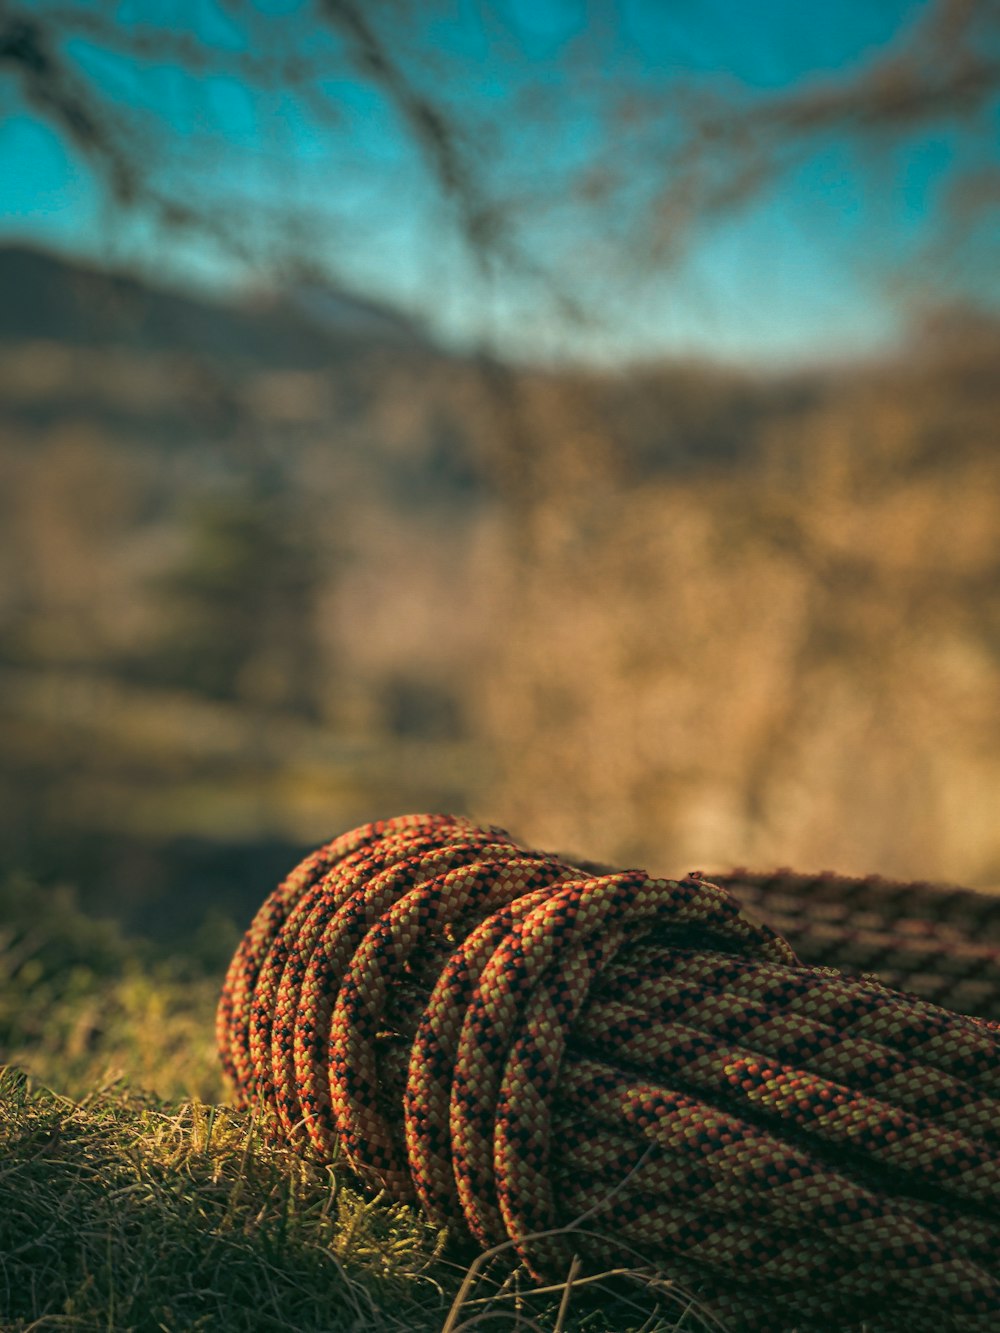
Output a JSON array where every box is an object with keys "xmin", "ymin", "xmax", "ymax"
[{"xmin": 217, "ymin": 813, "xmax": 1000, "ymax": 1332}]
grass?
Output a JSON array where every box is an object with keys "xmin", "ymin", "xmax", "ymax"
[
  {"xmin": 0, "ymin": 1070, "xmax": 451, "ymax": 1331},
  {"xmin": 0, "ymin": 875, "xmax": 724, "ymax": 1333}
]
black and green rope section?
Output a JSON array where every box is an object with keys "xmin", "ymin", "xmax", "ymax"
[{"xmin": 217, "ymin": 812, "xmax": 1000, "ymax": 1332}]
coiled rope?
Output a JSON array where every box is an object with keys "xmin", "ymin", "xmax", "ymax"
[{"xmin": 217, "ymin": 813, "xmax": 1000, "ymax": 1332}]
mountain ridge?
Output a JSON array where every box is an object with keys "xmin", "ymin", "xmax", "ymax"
[{"xmin": 0, "ymin": 243, "xmax": 430, "ymax": 368}]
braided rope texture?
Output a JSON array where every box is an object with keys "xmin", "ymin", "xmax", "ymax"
[{"xmin": 217, "ymin": 813, "xmax": 1000, "ymax": 1332}]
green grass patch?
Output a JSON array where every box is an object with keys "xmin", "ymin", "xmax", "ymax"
[{"xmin": 0, "ymin": 1069, "xmax": 453, "ymax": 1331}]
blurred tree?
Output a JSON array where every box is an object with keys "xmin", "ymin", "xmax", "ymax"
[{"xmin": 147, "ymin": 481, "xmax": 324, "ymax": 716}]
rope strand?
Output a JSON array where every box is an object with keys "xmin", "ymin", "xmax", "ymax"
[{"xmin": 217, "ymin": 814, "xmax": 1000, "ymax": 1331}]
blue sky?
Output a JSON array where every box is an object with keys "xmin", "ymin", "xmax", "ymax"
[{"xmin": 1, "ymin": 0, "xmax": 997, "ymax": 365}]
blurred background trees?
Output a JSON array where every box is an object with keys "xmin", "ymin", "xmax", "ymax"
[
  {"xmin": 144, "ymin": 481, "xmax": 325, "ymax": 714},
  {"xmin": 0, "ymin": 0, "xmax": 998, "ymax": 939}
]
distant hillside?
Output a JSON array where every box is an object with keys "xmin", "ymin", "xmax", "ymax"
[
  {"xmin": 1, "ymin": 244, "xmax": 999, "ymax": 932},
  {"xmin": 0, "ymin": 244, "xmax": 428, "ymax": 368}
]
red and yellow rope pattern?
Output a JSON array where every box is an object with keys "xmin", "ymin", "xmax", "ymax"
[{"xmin": 217, "ymin": 813, "xmax": 1000, "ymax": 1331}]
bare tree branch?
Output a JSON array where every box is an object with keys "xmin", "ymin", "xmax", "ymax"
[{"xmin": 0, "ymin": 0, "xmax": 995, "ymax": 332}]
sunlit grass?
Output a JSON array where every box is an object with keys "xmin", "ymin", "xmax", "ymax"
[
  {"xmin": 0, "ymin": 872, "xmax": 225, "ymax": 1103},
  {"xmin": 0, "ymin": 1070, "xmax": 454, "ymax": 1331}
]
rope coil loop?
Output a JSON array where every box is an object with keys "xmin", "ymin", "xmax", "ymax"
[{"xmin": 217, "ymin": 813, "xmax": 1000, "ymax": 1332}]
